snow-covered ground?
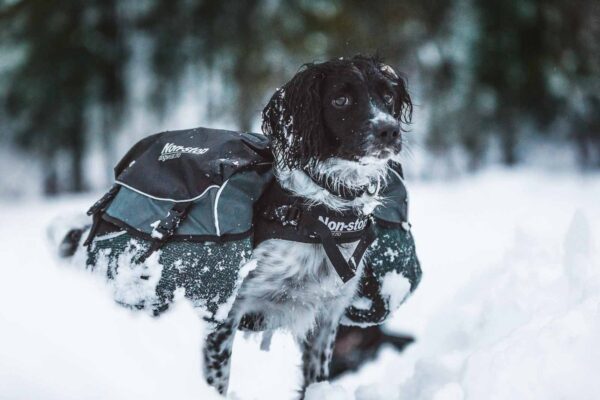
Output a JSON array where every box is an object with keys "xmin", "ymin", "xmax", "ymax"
[{"xmin": 1, "ymin": 168, "xmax": 599, "ymax": 400}]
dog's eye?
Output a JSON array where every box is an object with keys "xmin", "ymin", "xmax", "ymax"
[
  {"xmin": 383, "ymin": 93, "xmax": 394, "ymax": 105},
  {"xmin": 332, "ymin": 95, "xmax": 351, "ymax": 108}
]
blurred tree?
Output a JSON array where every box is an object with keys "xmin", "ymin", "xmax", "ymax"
[
  {"xmin": 472, "ymin": 0, "xmax": 554, "ymax": 165},
  {"xmin": 406, "ymin": 0, "xmax": 471, "ymax": 169},
  {"xmin": 0, "ymin": 0, "xmax": 128, "ymax": 194},
  {"xmin": 94, "ymin": 0, "xmax": 127, "ymax": 173},
  {"xmin": 549, "ymin": 0, "xmax": 600, "ymax": 167},
  {"xmin": 137, "ymin": 0, "xmax": 274, "ymax": 131},
  {"xmin": 469, "ymin": 0, "xmax": 600, "ymax": 166},
  {"xmin": 1, "ymin": 0, "xmax": 599, "ymax": 195},
  {"xmin": 138, "ymin": 0, "xmax": 427, "ymax": 131}
]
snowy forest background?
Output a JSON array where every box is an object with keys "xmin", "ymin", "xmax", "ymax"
[
  {"xmin": 1, "ymin": 0, "xmax": 599, "ymax": 196},
  {"xmin": 1, "ymin": 2, "xmax": 600, "ymax": 400}
]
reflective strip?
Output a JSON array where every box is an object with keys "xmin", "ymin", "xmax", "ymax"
[
  {"xmin": 213, "ymin": 179, "xmax": 229, "ymax": 236},
  {"xmin": 115, "ymin": 180, "xmax": 219, "ymax": 203},
  {"xmin": 93, "ymin": 230, "xmax": 127, "ymax": 242}
]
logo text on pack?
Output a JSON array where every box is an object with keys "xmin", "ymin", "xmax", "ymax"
[
  {"xmin": 318, "ymin": 216, "xmax": 368, "ymax": 233},
  {"xmin": 158, "ymin": 143, "xmax": 209, "ymax": 161}
]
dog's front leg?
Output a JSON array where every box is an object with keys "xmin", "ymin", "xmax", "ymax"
[
  {"xmin": 300, "ymin": 315, "xmax": 340, "ymax": 395},
  {"xmin": 203, "ymin": 317, "xmax": 238, "ymax": 395}
]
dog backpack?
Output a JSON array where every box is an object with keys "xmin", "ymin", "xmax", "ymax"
[{"xmin": 83, "ymin": 127, "xmax": 421, "ymax": 326}]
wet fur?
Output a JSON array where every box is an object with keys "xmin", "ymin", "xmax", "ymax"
[
  {"xmin": 52, "ymin": 56, "xmax": 412, "ymax": 398},
  {"xmin": 202, "ymin": 163, "xmax": 374, "ymax": 396},
  {"xmin": 203, "ymin": 55, "xmax": 412, "ymax": 397}
]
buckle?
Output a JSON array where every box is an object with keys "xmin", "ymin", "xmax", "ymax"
[
  {"xmin": 151, "ymin": 208, "xmax": 186, "ymax": 240},
  {"xmin": 273, "ymin": 205, "xmax": 301, "ymax": 226}
]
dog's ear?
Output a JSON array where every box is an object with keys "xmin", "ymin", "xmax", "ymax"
[
  {"xmin": 379, "ymin": 63, "xmax": 413, "ymax": 129},
  {"xmin": 262, "ymin": 65, "xmax": 326, "ymax": 169}
]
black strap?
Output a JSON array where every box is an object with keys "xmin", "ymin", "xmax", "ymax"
[
  {"xmin": 86, "ymin": 184, "xmax": 121, "ymax": 216},
  {"xmin": 254, "ymin": 179, "xmax": 377, "ymax": 283},
  {"xmin": 136, "ymin": 201, "xmax": 193, "ymax": 263},
  {"xmin": 83, "ymin": 184, "xmax": 121, "ymax": 246},
  {"xmin": 349, "ymin": 224, "xmax": 377, "ymax": 268},
  {"xmin": 298, "ymin": 212, "xmax": 376, "ymax": 283}
]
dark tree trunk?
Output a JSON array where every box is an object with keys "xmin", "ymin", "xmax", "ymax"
[
  {"xmin": 99, "ymin": 0, "xmax": 125, "ymax": 184},
  {"xmin": 500, "ymin": 114, "xmax": 518, "ymax": 166},
  {"xmin": 67, "ymin": 121, "xmax": 86, "ymax": 193},
  {"xmin": 71, "ymin": 144, "xmax": 85, "ymax": 192},
  {"xmin": 575, "ymin": 129, "xmax": 591, "ymax": 169},
  {"xmin": 501, "ymin": 133, "xmax": 517, "ymax": 166},
  {"xmin": 237, "ymin": 82, "xmax": 255, "ymax": 133},
  {"xmin": 43, "ymin": 159, "xmax": 59, "ymax": 196},
  {"xmin": 232, "ymin": 0, "xmax": 261, "ymax": 133}
]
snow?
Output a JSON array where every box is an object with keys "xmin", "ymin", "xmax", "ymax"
[
  {"xmin": 99, "ymin": 243, "xmax": 164, "ymax": 311},
  {"xmin": 379, "ymin": 271, "xmax": 411, "ymax": 311},
  {"xmin": 1, "ymin": 168, "xmax": 599, "ymax": 399},
  {"xmin": 305, "ymin": 382, "xmax": 352, "ymax": 399}
]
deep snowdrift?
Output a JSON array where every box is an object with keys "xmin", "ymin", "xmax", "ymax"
[{"xmin": 1, "ymin": 169, "xmax": 598, "ymax": 400}]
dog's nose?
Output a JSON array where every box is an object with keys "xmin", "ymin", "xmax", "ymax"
[{"xmin": 375, "ymin": 122, "xmax": 400, "ymax": 144}]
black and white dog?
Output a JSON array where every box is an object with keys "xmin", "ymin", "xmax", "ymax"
[
  {"xmin": 54, "ymin": 55, "xmax": 414, "ymax": 397},
  {"xmin": 203, "ymin": 56, "xmax": 412, "ymax": 395}
]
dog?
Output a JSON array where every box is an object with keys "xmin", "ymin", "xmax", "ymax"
[
  {"xmin": 202, "ymin": 55, "xmax": 413, "ymax": 396},
  {"xmin": 54, "ymin": 55, "xmax": 415, "ymax": 398},
  {"xmin": 330, "ymin": 325, "xmax": 415, "ymax": 379}
]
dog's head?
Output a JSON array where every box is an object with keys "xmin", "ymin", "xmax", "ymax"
[{"xmin": 262, "ymin": 55, "xmax": 412, "ymax": 171}]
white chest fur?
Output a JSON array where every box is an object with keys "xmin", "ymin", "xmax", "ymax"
[
  {"xmin": 232, "ymin": 158, "xmax": 392, "ymax": 338},
  {"xmin": 234, "ymin": 238, "xmax": 364, "ymax": 338}
]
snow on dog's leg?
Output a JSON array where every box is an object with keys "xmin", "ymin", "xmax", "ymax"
[
  {"xmin": 203, "ymin": 317, "xmax": 238, "ymax": 395},
  {"xmin": 300, "ymin": 316, "xmax": 339, "ymax": 395}
]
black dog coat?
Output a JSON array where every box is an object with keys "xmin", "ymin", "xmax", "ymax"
[{"xmin": 83, "ymin": 127, "xmax": 421, "ymax": 326}]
